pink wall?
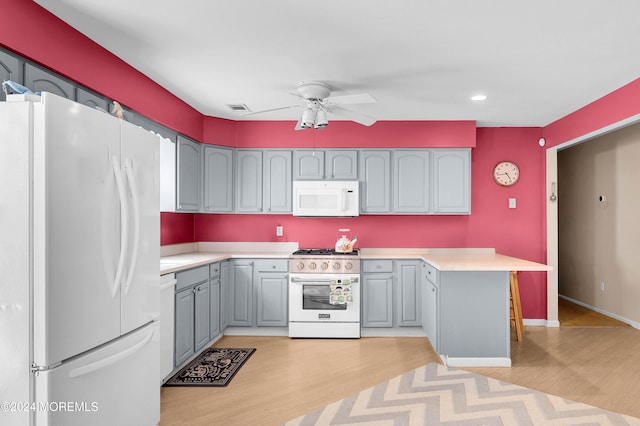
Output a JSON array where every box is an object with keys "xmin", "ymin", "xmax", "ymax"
[
  {"xmin": 160, "ymin": 213, "xmax": 195, "ymax": 246},
  {"xmin": 1, "ymin": 0, "xmax": 203, "ymax": 141}
]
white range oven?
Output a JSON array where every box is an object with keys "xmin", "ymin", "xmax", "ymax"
[{"xmin": 288, "ymin": 249, "xmax": 361, "ymax": 338}]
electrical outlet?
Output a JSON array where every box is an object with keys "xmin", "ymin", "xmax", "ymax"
[
  {"xmin": 276, "ymin": 225, "xmax": 283, "ymax": 237},
  {"xmin": 599, "ymin": 282, "xmax": 605, "ymax": 292},
  {"xmin": 509, "ymin": 198, "xmax": 517, "ymax": 209}
]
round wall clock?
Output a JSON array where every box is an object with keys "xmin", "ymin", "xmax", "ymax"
[{"xmin": 492, "ymin": 161, "xmax": 520, "ymax": 186}]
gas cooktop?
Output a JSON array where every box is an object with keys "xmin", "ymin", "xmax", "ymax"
[{"xmin": 292, "ymin": 248, "xmax": 360, "ymax": 256}]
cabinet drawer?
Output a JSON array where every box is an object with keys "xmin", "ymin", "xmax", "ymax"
[
  {"xmin": 362, "ymin": 260, "xmax": 393, "ymax": 273},
  {"xmin": 424, "ymin": 263, "xmax": 438, "ymax": 285},
  {"xmin": 210, "ymin": 262, "xmax": 221, "ymax": 278},
  {"xmin": 176, "ymin": 265, "xmax": 209, "ymax": 291},
  {"xmin": 254, "ymin": 259, "xmax": 288, "ymax": 272}
]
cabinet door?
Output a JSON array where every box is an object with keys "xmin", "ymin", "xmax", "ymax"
[
  {"xmin": 394, "ymin": 151, "xmax": 430, "ymax": 213},
  {"xmin": 396, "ymin": 261, "xmax": 422, "ymax": 326},
  {"xmin": 174, "ymin": 289, "xmax": 195, "ymax": 367},
  {"xmin": 0, "ymin": 49, "xmax": 23, "ymax": 102},
  {"xmin": 325, "ymin": 150, "xmax": 358, "ymax": 180},
  {"xmin": 293, "ymin": 150, "xmax": 325, "ymax": 179},
  {"xmin": 194, "ymin": 282, "xmax": 210, "ymax": 351},
  {"xmin": 24, "ymin": 64, "xmax": 74, "ymax": 99},
  {"xmin": 359, "ymin": 150, "xmax": 391, "ymax": 213},
  {"xmin": 263, "ymin": 150, "xmax": 292, "ymax": 213},
  {"xmin": 229, "ymin": 261, "xmax": 254, "ymax": 326},
  {"xmin": 236, "ymin": 150, "xmax": 263, "ymax": 212},
  {"xmin": 425, "ymin": 280, "xmax": 438, "ymax": 351},
  {"xmin": 176, "ymin": 135, "xmax": 201, "ymax": 211},
  {"xmin": 209, "ymin": 278, "xmax": 220, "ymax": 339},
  {"xmin": 256, "ymin": 273, "xmax": 288, "ymax": 326},
  {"xmin": 203, "ymin": 146, "xmax": 234, "ymax": 212},
  {"xmin": 220, "ymin": 261, "xmax": 230, "ymax": 330},
  {"xmin": 432, "ymin": 149, "xmax": 471, "ymax": 214},
  {"xmin": 361, "ymin": 274, "xmax": 393, "ymax": 327},
  {"xmin": 75, "ymin": 87, "xmax": 110, "ymax": 112}
]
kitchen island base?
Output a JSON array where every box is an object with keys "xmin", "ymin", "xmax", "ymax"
[{"xmin": 434, "ymin": 270, "xmax": 512, "ymax": 367}]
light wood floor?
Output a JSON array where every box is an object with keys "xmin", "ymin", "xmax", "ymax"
[{"xmin": 160, "ymin": 301, "xmax": 640, "ymax": 425}]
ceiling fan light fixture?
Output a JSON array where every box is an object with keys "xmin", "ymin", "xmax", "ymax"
[
  {"xmin": 314, "ymin": 109, "xmax": 328, "ymax": 129},
  {"xmin": 300, "ymin": 108, "xmax": 316, "ymax": 129}
]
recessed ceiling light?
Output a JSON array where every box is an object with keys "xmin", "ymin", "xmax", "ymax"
[{"xmin": 471, "ymin": 94, "xmax": 487, "ymax": 101}]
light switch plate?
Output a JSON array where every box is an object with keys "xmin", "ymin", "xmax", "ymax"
[
  {"xmin": 276, "ymin": 225, "xmax": 284, "ymax": 236},
  {"xmin": 509, "ymin": 198, "xmax": 517, "ymax": 209}
]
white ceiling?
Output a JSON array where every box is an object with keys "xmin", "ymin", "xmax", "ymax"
[{"xmin": 35, "ymin": 0, "xmax": 640, "ymax": 127}]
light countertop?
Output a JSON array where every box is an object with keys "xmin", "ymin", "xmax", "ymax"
[{"xmin": 161, "ymin": 244, "xmax": 551, "ymax": 275}]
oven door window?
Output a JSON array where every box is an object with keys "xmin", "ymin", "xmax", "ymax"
[{"xmin": 302, "ymin": 285, "xmax": 346, "ymax": 311}]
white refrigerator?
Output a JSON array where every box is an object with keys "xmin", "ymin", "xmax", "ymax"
[{"xmin": 0, "ymin": 92, "xmax": 161, "ymax": 426}]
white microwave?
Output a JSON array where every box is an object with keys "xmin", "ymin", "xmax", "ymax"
[{"xmin": 292, "ymin": 181, "xmax": 360, "ymax": 217}]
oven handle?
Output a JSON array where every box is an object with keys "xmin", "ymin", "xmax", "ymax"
[{"xmin": 290, "ymin": 277, "xmax": 359, "ymax": 285}]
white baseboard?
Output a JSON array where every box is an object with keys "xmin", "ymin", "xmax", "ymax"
[
  {"xmin": 559, "ymin": 295, "xmax": 640, "ymax": 329},
  {"xmin": 441, "ymin": 355, "xmax": 511, "ymax": 367}
]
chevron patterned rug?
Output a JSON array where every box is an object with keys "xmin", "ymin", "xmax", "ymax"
[{"xmin": 283, "ymin": 363, "xmax": 640, "ymax": 425}]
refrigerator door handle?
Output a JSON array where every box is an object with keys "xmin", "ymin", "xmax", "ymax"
[
  {"xmin": 111, "ymin": 156, "xmax": 130, "ymax": 298},
  {"xmin": 123, "ymin": 158, "xmax": 141, "ymax": 295},
  {"xmin": 68, "ymin": 327, "xmax": 154, "ymax": 379}
]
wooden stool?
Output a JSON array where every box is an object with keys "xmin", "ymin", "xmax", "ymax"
[{"xmin": 510, "ymin": 271, "xmax": 524, "ymax": 342}]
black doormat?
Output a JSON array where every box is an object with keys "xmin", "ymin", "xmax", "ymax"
[{"xmin": 164, "ymin": 348, "xmax": 256, "ymax": 387}]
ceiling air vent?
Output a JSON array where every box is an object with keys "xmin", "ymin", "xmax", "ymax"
[{"xmin": 227, "ymin": 104, "xmax": 251, "ymax": 113}]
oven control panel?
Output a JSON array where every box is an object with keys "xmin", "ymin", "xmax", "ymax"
[{"xmin": 290, "ymin": 257, "xmax": 360, "ymax": 274}]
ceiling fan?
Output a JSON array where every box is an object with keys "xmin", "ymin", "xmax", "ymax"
[{"xmin": 246, "ymin": 81, "xmax": 377, "ymax": 130}]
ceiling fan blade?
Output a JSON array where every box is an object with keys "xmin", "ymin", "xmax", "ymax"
[
  {"xmin": 242, "ymin": 104, "xmax": 300, "ymax": 116},
  {"xmin": 326, "ymin": 93, "xmax": 376, "ymax": 105},
  {"xmin": 328, "ymin": 106, "xmax": 377, "ymax": 126}
]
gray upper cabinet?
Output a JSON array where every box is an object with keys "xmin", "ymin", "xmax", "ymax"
[
  {"xmin": 360, "ymin": 150, "xmax": 391, "ymax": 213},
  {"xmin": 177, "ymin": 135, "xmax": 201, "ymax": 211},
  {"xmin": 235, "ymin": 150, "xmax": 263, "ymax": 212},
  {"xmin": 432, "ymin": 149, "xmax": 471, "ymax": 214},
  {"xmin": 75, "ymin": 87, "xmax": 110, "ymax": 112},
  {"xmin": 293, "ymin": 150, "xmax": 325, "ymax": 179},
  {"xmin": 263, "ymin": 150, "xmax": 292, "ymax": 213},
  {"xmin": 24, "ymin": 64, "xmax": 74, "ymax": 99},
  {"xmin": 0, "ymin": 49, "xmax": 24, "ymax": 101},
  {"xmin": 393, "ymin": 151, "xmax": 430, "ymax": 213},
  {"xmin": 293, "ymin": 149, "xmax": 358, "ymax": 180},
  {"xmin": 325, "ymin": 150, "xmax": 358, "ymax": 180},
  {"xmin": 203, "ymin": 145, "xmax": 234, "ymax": 212}
]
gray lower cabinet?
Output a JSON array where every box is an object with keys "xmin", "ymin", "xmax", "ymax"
[
  {"xmin": 362, "ymin": 259, "xmax": 422, "ymax": 328},
  {"xmin": 174, "ymin": 286, "xmax": 195, "ymax": 367},
  {"xmin": 229, "ymin": 260, "xmax": 254, "ymax": 326},
  {"xmin": 24, "ymin": 63, "xmax": 74, "ymax": 99},
  {"xmin": 361, "ymin": 260, "xmax": 393, "ymax": 327},
  {"xmin": 359, "ymin": 150, "xmax": 391, "ymax": 213},
  {"xmin": 174, "ymin": 265, "xmax": 211, "ymax": 368},
  {"xmin": 422, "ymin": 262, "xmax": 439, "ymax": 350},
  {"xmin": 228, "ymin": 259, "xmax": 288, "ymax": 328},
  {"xmin": 395, "ymin": 260, "xmax": 422, "ymax": 326},
  {"xmin": 203, "ymin": 145, "xmax": 234, "ymax": 212},
  {"xmin": 193, "ymin": 282, "xmax": 210, "ymax": 351},
  {"xmin": 209, "ymin": 263, "xmax": 221, "ymax": 340},
  {"xmin": 255, "ymin": 260, "xmax": 289, "ymax": 326},
  {"xmin": 177, "ymin": 135, "xmax": 201, "ymax": 212},
  {"xmin": 220, "ymin": 261, "xmax": 230, "ymax": 330}
]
